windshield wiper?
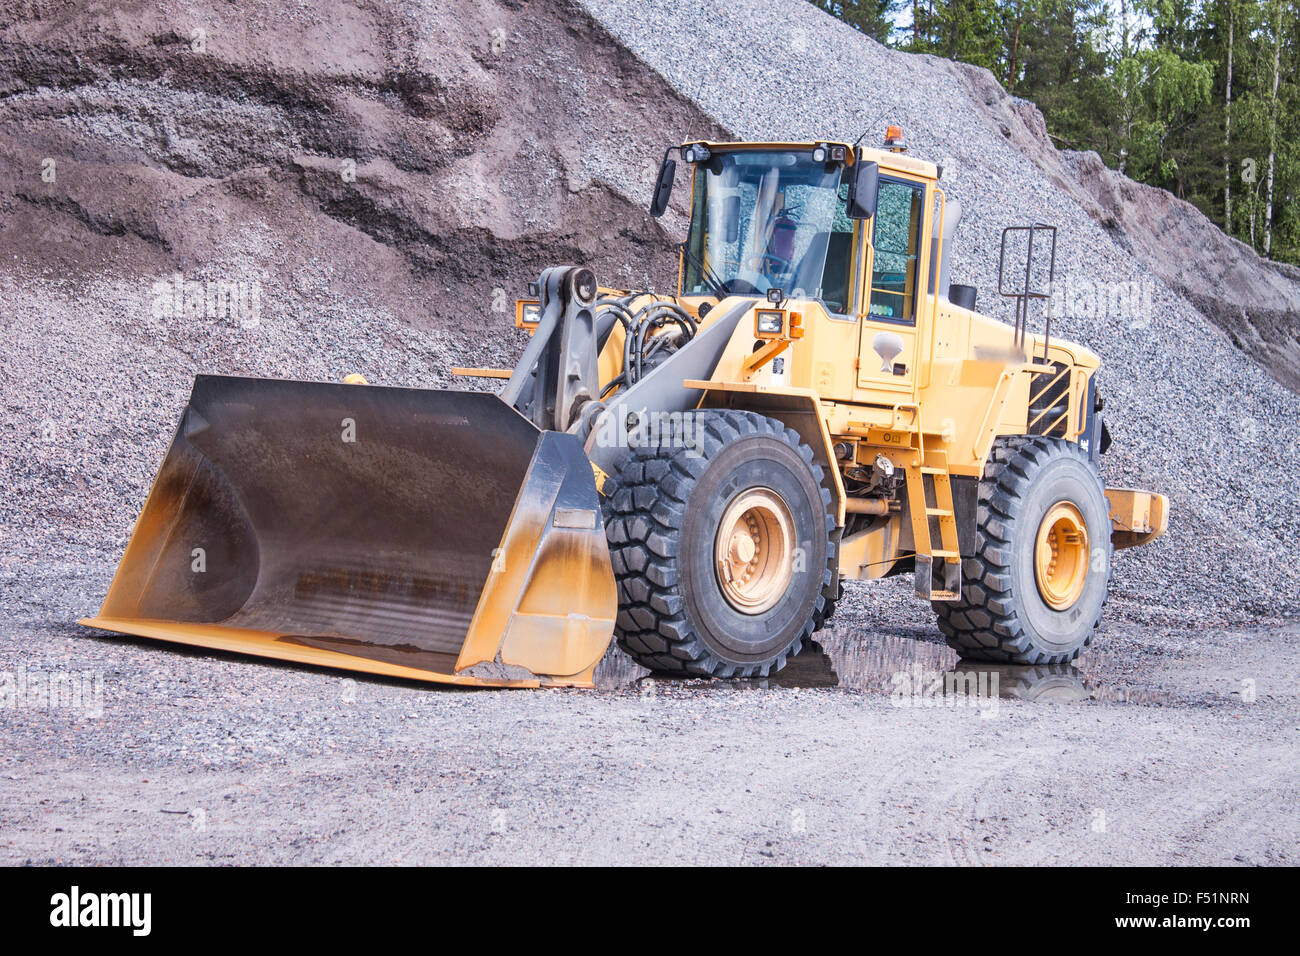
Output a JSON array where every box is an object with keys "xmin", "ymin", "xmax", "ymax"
[{"xmin": 678, "ymin": 242, "xmax": 728, "ymax": 301}]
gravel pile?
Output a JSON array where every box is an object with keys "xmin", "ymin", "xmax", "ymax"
[{"xmin": 580, "ymin": 0, "xmax": 1300, "ymax": 624}]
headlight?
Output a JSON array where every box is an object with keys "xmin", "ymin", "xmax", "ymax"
[
  {"xmin": 755, "ymin": 310, "xmax": 785, "ymax": 336},
  {"xmin": 515, "ymin": 300, "xmax": 541, "ymax": 328}
]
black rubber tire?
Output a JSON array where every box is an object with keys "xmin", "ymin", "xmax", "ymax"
[
  {"xmin": 813, "ymin": 573, "xmax": 843, "ymax": 631},
  {"xmin": 935, "ymin": 436, "xmax": 1112, "ymax": 664},
  {"xmin": 602, "ymin": 409, "xmax": 835, "ymax": 678}
]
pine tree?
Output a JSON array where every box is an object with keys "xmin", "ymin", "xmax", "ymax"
[{"xmin": 810, "ymin": 1, "xmax": 900, "ymax": 42}]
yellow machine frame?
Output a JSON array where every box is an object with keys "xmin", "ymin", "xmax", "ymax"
[{"xmin": 575, "ymin": 139, "xmax": 1164, "ymax": 585}]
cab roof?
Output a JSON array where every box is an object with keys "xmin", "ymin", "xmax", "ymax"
[{"xmin": 684, "ymin": 140, "xmax": 940, "ymax": 181}]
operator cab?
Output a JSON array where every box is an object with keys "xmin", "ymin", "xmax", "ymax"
[
  {"xmin": 652, "ymin": 137, "xmax": 941, "ymax": 326},
  {"xmin": 679, "ymin": 145, "xmax": 857, "ymax": 314}
]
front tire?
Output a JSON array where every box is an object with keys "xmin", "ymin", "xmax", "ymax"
[
  {"xmin": 936, "ymin": 436, "xmax": 1112, "ymax": 664},
  {"xmin": 603, "ymin": 410, "xmax": 835, "ymax": 678}
]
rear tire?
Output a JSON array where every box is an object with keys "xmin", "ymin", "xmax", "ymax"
[
  {"xmin": 602, "ymin": 410, "xmax": 835, "ymax": 678},
  {"xmin": 936, "ymin": 436, "xmax": 1111, "ymax": 664}
]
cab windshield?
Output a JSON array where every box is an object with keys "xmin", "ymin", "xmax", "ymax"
[{"xmin": 683, "ymin": 149, "xmax": 855, "ymax": 313}]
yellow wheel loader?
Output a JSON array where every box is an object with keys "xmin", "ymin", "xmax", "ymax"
[{"xmin": 83, "ymin": 130, "xmax": 1169, "ymax": 686}]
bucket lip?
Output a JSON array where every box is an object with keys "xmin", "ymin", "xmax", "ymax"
[
  {"xmin": 76, "ymin": 614, "xmax": 591, "ymax": 688},
  {"xmin": 193, "ymin": 373, "xmax": 529, "ymax": 408}
]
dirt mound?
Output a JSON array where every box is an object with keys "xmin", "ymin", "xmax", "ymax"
[
  {"xmin": 0, "ymin": 0, "xmax": 724, "ymax": 569},
  {"xmin": 0, "ymin": 0, "xmax": 724, "ymax": 312},
  {"xmin": 1059, "ymin": 150, "xmax": 1300, "ymax": 390}
]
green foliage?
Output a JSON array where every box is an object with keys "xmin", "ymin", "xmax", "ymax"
[
  {"xmin": 810, "ymin": 1, "xmax": 899, "ymax": 42},
  {"xmin": 904, "ymin": 0, "xmax": 1006, "ymax": 69},
  {"xmin": 811, "ymin": 0, "xmax": 1300, "ymax": 264},
  {"xmin": 1108, "ymin": 47, "xmax": 1214, "ymax": 180}
]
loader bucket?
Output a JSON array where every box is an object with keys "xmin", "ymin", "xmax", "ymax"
[{"xmin": 80, "ymin": 375, "xmax": 617, "ymax": 687}]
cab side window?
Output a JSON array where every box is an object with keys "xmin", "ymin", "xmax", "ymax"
[{"xmin": 868, "ymin": 179, "xmax": 925, "ymax": 323}]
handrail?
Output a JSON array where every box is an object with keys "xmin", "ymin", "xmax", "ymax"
[
  {"xmin": 923, "ymin": 186, "xmax": 946, "ymax": 390},
  {"xmin": 1071, "ymin": 369, "xmax": 1089, "ymax": 440},
  {"xmin": 997, "ymin": 223, "xmax": 1058, "ymax": 360},
  {"xmin": 972, "ymin": 367, "xmax": 1017, "ymax": 459},
  {"xmin": 890, "ymin": 401, "xmax": 925, "ymax": 465}
]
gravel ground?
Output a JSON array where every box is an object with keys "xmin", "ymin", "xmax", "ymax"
[
  {"xmin": 3, "ymin": 568, "xmax": 1297, "ymax": 865},
  {"xmin": 1, "ymin": 0, "xmax": 1297, "ymax": 865}
]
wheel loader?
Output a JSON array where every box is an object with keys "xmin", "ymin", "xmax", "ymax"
[{"xmin": 82, "ymin": 129, "xmax": 1169, "ymax": 687}]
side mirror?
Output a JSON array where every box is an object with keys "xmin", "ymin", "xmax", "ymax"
[
  {"xmin": 650, "ymin": 157, "xmax": 676, "ymax": 217},
  {"xmin": 846, "ymin": 160, "xmax": 879, "ymax": 220}
]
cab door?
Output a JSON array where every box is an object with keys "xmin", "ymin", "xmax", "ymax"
[{"xmin": 857, "ymin": 176, "xmax": 930, "ymax": 395}]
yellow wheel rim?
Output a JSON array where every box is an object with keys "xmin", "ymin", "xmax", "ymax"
[
  {"xmin": 1034, "ymin": 501, "xmax": 1090, "ymax": 610},
  {"xmin": 714, "ymin": 488, "xmax": 795, "ymax": 615}
]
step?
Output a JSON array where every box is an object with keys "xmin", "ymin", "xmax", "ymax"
[
  {"xmin": 929, "ymin": 589, "xmax": 960, "ymax": 602},
  {"xmin": 930, "ymin": 550, "xmax": 960, "ymax": 559},
  {"xmin": 919, "ymin": 466, "xmax": 947, "ymax": 475},
  {"xmin": 925, "ymin": 507, "xmax": 954, "ymax": 517}
]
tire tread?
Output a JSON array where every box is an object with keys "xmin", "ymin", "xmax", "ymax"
[
  {"xmin": 935, "ymin": 436, "xmax": 1111, "ymax": 665},
  {"xmin": 603, "ymin": 409, "xmax": 835, "ymax": 678}
]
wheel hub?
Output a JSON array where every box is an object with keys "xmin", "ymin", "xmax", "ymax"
[
  {"xmin": 1034, "ymin": 501, "xmax": 1090, "ymax": 610},
  {"xmin": 714, "ymin": 488, "xmax": 795, "ymax": 615}
]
